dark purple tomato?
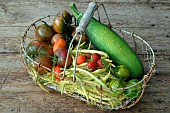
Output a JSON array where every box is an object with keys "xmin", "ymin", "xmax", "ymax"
[
  {"xmin": 33, "ymin": 55, "xmax": 53, "ymax": 74},
  {"xmin": 26, "ymin": 40, "xmax": 53, "ymax": 58},
  {"xmin": 35, "ymin": 24, "xmax": 54, "ymax": 44},
  {"xmin": 54, "ymin": 48, "xmax": 72, "ymax": 67},
  {"xmin": 53, "ymin": 10, "xmax": 72, "ymax": 34}
]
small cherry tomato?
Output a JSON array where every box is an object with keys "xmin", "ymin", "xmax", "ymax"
[
  {"xmin": 97, "ymin": 59, "xmax": 103, "ymax": 68},
  {"xmin": 92, "ymin": 53, "xmax": 101, "ymax": 61},
  {"xmin": 76, "ymin": 54, "xmax": 86, "ymax": 65},
  {"xmin": 87, "ymin": 61, "xmax": 97, "ymax": 71},
  {"xmin": 54, "ymin": 65, "xmax": 63, "ymax": 82}
]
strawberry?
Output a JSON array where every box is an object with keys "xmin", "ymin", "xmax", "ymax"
[
  {"xmin": 97, "ymin": 59, "xmax": 103, "ymax": 68},
  {"xmin": 77, "ymin": 54, "xmax": 86, "ymax": 65},
  {"xmin": 92, "ymin": 53, "xmax": 101, "ymax": 61},
  {"xmin": 87, "ymin": 61, "xmax": 97, "ymax": 71},
  {"xmin": 85, "ymin": 53, "xmax": 91, "ymax": 59}
]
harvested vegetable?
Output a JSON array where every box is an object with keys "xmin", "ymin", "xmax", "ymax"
[
  {"xmin": 51, "ymin": 34, "xmax": 65, "ymax": 46},
  {"xmin": 125, "ymin": 79, "xmax": 142, "ymax": 99},
  {"xmin": 35, "ymin": 24, "xmax": 54, "ymax": 44},
  {"xmin": 114, "ymin": 65, "xmax": 130, "ymax": 80},
  {"xmin": 70, "ymin": 3, "xmax": 144, "ymax": 79},
  {"xmin": 76, "ymin": 54, "xmax": 86, "ymax": 65},
  {"xmin": 53, "ymin": 10, "xmax": 72, "ymax": 34},
  {"xmin": 21, "ymin": 2, "xmax": 155, "ymax": 110}
]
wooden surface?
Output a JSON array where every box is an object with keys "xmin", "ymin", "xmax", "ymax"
[{"xmin": 0, "ymin": 0, "xmax": 170, "ymax": 113}]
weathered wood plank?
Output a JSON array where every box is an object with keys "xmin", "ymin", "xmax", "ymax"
[
  {"xmin": 0, "ymin": 0, "xmax": 169, "ymax": 28},
  {"xmin": 0, "ymin": 70, "xmax": 169, "ymax": 113},
  {"xmin": 0, "ymin": 0, "xmax": 170, "ymax": 113}
]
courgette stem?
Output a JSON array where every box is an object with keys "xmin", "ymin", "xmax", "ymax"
[{"xmin": 69, "ymin": 3, "xmax": 82, "ymax": 21}]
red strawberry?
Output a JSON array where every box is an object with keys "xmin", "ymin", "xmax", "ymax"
[
  {"xmin": 97, "ymin": 59, "xmax": 103, "ymax": 68},
  {"xmin": 85, "ymin": 53, "xmax": 91, "ymax": 59},
  {"xmin": 87, "ymin": 61, "xmax": 97, "ymax": 71},
  {"xmin": 92, "ymin": 53, "xmax": 101, "ymax": 61},
  {"xmin": 77, "ymin": 54, "xmax": 86, "ymax": 65}
]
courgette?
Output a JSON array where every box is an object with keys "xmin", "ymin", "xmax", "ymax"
[{"xmin": 70, "ymin": 3, "xmax": 144, "ymax": 79}]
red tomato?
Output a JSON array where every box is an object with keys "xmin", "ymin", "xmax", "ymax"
[
  {"xmin": 54, "ymin": 65, "xmax": 63, "ymax": 82},
  {"xmin": 76, "ymin": 54, "xmax": 86, "ymax": 65},
  {"xmin": 51, "ymin": 34, "xmax": 65, "ymax": 46},
  {"xmin": 53, "ymin": 38, "xmax": 66, "ymax": 53}
]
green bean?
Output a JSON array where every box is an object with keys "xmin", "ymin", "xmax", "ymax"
[
  {"xmin": 69, "ymin": 68, "xmax": 107, "ymax": 87},
  {"xmin": 92, "ymin": 68, "xmax": 106, "ymax": 74}
]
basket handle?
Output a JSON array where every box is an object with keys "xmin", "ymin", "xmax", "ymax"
[{"xmin": 76, "ymin": 2, "xmax": 98, "ymax": 34}]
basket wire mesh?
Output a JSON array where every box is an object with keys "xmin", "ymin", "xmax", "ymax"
[{"xmin": 20, "ymin": 4, "xmax": 156, "ymax": 110}]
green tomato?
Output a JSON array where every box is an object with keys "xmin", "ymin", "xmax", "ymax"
[
  {"xmin": 125, "ymin": 79, "xmax": 142, "ymax": 99},
  {"xmin": 114, "ymin": 65, "xmax": 130, "ymax": 80},
  {"xmin": 109, "ymin": 79, "xmax": 125, "ymax": 95}
]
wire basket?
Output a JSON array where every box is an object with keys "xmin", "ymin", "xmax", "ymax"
[{"xmin": 20, "ymin": 14, "xmax": 155, "ymax": 110}]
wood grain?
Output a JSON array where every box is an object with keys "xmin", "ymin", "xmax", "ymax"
[{"xmin": 0, "ymin": 0, "xmax": 170, "ymax": 113}]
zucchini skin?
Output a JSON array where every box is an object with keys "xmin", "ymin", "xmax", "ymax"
[{"xmin": 70, "ymin": 3, "xmax": 144, "ymax": 79}]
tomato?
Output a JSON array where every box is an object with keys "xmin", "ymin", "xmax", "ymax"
[
  {"xmin": 26, "ymin": 40, "xmax": 53, "ymax": 74},
  {"xmin": 54, "ymin": 48, "xmax": 72, "ymax": 67},
  {"xmin": 32, "ymin": 55, "xmax": 53, "ymax": 74},
  {"xmin": 26, "ymin": 40, "xmax": 53, "ymax": 58},
  {"xmin": 76, "ymin": 54, "xmax": 86, "ymax": 65},
  {"xmin": 35, "ymin": 24, "xmax": 54, "ymax": 43},
  {"xmin": 53, "ymin": 10, "xmax": 72, "ymax": 34},
  {"xmin": 53, "ymin": 38, "xmax": 66, "ymax": 53},
  {"xmin": 92, "ymin": 53, "xmax": 101, "ymax": 61},
  {"xmin": 114, "ymin": 65, "xmax": 130, "ymax": 80},
  {"xmin": 87, "ymin": 61, "xmax": 97, "ymax": 71},
  {"xmin": 125, "ymin": 79, "xmax": 142, "ymax": 99},
  {"xmin": 71, "ymin": 26, "xmax": 88, "ymax": 44},
  {"xmin": 109, "ymin": 79, "xmax": 124, "ymax": 94},
  {"xmin": 54, "ymin": 65, "xmax": 63, "ymax": 82},
  {"xmin": 51, "ymin": 34, "xmax": 65, "ymax": 46}
]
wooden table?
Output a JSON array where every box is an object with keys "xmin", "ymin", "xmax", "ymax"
[{"xmin": 0, "ymin": 0, "xmax": 169, "ymax": 113}]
